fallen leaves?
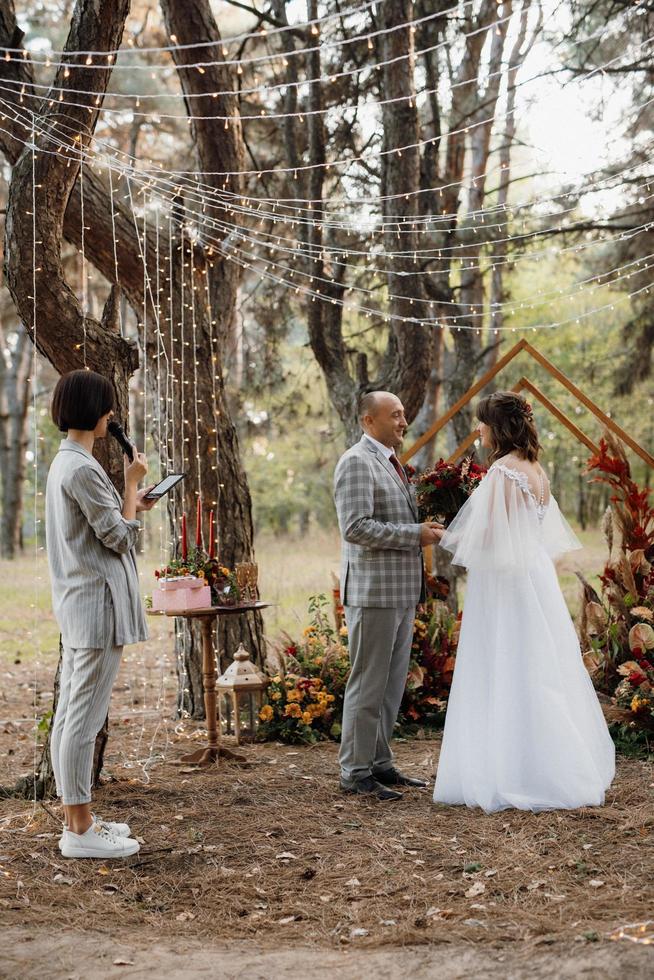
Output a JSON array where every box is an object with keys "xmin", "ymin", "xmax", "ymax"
[{"xmin": 464, "ymin": 881, "xmax": 486, "ymax": 898}]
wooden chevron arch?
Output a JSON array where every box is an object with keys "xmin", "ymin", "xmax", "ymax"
[{"xmin": 401, "ymin": 338, "xmax": 654, "ymax": 470}]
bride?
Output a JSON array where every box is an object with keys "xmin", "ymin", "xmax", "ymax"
[{"xmin": 433, "ymin": 391, "xmax": 615, "ymax": 813}]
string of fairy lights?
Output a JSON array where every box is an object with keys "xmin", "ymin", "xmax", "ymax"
[
  {"xmin": 3, "ymin": 90, "xmax": 653, "ymax": 270},
  {"xmin": 3, "ymin": 60, "xmax": 652, "ymax": 243},
  {"xmin": 1, "ymin": 1, "xmax": 650, "ymax": 224},
  {"xmin": 10, "ymin": 109, "xmax": 653, "ymax": 334},
  {"xmin": 10, "ymin": 0, "xmax": 506, "ymax": 72},
  {"xmin": 9, "ymin": 0, "xmax": 653, "ymax": 788}
]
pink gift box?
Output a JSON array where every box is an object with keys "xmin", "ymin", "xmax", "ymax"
[{"xmin": 152, "ymin": 576, "xmax": 212, "ymax": 612}]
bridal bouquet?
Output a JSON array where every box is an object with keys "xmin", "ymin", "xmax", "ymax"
[{"xmin": 415, "ymin": 456, "xmax": 486, "ymax": 524}]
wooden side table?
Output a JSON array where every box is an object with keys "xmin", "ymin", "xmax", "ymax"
[{"xmin": 149, "ymin": 602, "xmax": 269, "ymax": 766}]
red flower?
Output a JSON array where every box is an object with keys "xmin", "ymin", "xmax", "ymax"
[{"xmin": 628, "ymin": 671, "xmax": 647, "ymax": 687}]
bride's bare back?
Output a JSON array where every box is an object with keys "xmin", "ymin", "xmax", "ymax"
[{"xmin": 495, "ymin": 452, "xmax": 551, "ymax": 510}]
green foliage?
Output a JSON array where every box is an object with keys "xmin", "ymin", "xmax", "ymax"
[
  {"xmin": 607, "ymin": 722, "xmax": 652, "ymax": 759},
  {"xmin": 37, "ymin": 709, "xmax": 53, "ymax": 742},
  {"xmin": 240, "ymin": 343, "xmax": 342, "ymax": 535}
]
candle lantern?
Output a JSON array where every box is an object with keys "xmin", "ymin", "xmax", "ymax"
[{"xmin": 216, "ymin": 643, "xmax": 268, "ymax": 744}]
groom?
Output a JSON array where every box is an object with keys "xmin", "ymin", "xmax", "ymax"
[{"xmin": 334, "ymin": 391, "xmax": 442, "ymax": 800}]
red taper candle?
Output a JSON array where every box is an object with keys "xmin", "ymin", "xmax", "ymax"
[
  {"xmin": 196, "ymin": 496, "xmax": 202, "ymax": 548},
  {"xmin": 208, "ymin": 509, "xmax": 215, "ymax": 559},
  {"xmin": 181, "ymin": 512, "xmax": 187, "ymax": 561}
]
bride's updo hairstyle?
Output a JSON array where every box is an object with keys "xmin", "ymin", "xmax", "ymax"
[{"xmin": 476, "ymin": 390, "xmax": 541, "ymax": 464}]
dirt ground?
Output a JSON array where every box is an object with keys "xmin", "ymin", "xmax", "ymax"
[
  {"xmin": 1, "ymin": 626, "xmax": 653, "ymax": 978},
  {"xmin": 3, "ymin": 924, "xmax": 654, "ymax": 979}
]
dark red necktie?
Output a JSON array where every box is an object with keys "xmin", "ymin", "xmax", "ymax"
[{"xmin": 389, "ymin": 453, "xmax": 408, "ymax": 484}]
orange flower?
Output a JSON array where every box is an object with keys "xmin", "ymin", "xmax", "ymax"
[{"xmin": 284, "ymin": 702, "xmax": 302, "ymax": 719}]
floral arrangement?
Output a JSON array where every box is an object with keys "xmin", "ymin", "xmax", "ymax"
[
  {"xmin": 578, "ymin": 433, "xmax": 654, "ymax": 742},
  {"xmin": 612, "ymin": 629, "xmax": 654, "ymax": 731},
  {"xmin": 153, "ymin": 496, "xmax": 240, "ymax": 606},
  {"xmin": 415, "ymin": 456, "xmax": 486, "ymax": 524},
  {"xmin": 258, "ymin": 593, "xmax": 460, "ymax": 744},
  {"xmin": 257, "ymin": 594, "xmax": 349, "ymax": 744},
  {"xmin": 587, "ymin": 436, "xmax": 654, "ymax": 550},
  {"xmin": 154, "ymin": 554, "xmax": 240, "ymax": 606},
  {"xmin": 399, "ymin": 599, "xmax": 460, "ymax": 728}
]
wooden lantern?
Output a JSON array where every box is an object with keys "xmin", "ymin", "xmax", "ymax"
[{"xmin": 216, "ymin": 643, "xmax": 267, "ymax": 744}]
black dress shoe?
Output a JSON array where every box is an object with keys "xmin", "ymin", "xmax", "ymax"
[
  {"xmin": 372, "ymin": 767, "xmax": 428, "ymax": 788},
  {"xmin": 340, "ymin": 775, "xmax": 402, "ymax": 801}
]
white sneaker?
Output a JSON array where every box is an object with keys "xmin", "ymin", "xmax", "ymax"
[
  {"xmin": 59, "ymin": 813, "xmax": 131, "ymax": 850},
  {"xmin": 59, "ymin": 823, "xmax": 140, "ymax": 859},
  {"xmin": 59, "ymin": 813, "xmax": 131, "ymax": 848},
  {"xmin": 92, "ymin": 812, "xmax": 131, "ymax": 837}
]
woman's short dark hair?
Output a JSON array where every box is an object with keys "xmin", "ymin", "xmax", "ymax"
[
  {"xmin": 51, "ymin": 370, "xmax": 114, "ymax": 432},
  {"xmin": 477, "ymin": 390, "xmax": 541, "ymax": 463}
]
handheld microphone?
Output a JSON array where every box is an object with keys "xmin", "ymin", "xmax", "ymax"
[{"xmin": 108, "ymin": 419, "xmax": 135, "ymax": 462}]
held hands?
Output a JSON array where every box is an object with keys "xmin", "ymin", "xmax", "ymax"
[{"xmin": 420, "ymin": 521, "xmax": 445, "ymax": 546}]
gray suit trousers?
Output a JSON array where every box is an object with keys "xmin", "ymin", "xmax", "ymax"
[
  {"xmin": 51, "ymin": 597, "xmax": 123, "ymax": 805},
  {"xmin": 338, "ymin": 604, "xmax": 415, "ymax": 782}
]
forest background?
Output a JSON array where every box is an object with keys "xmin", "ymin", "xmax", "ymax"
[{"xmin": 0, "ymin": 0, "xmax": 653, "ymax": 658}]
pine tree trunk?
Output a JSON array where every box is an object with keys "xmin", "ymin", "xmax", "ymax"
[
  {"xmin": 1, "ymin": 0, "xmax": 135, "ymax": 799},
  {"xmin": 0, "ymin": 320, "xmax": 31, "ymax": 558}
]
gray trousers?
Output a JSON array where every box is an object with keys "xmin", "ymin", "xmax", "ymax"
[
  {"xmin": 339, "ymin": 604, "xmax": 415, "ymax": 782},
  {"xmin": 51, "ymin": 600, "xmax": 123, "ymax": 805}
]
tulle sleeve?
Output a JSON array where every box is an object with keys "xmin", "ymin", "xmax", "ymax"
[
  {"xmin": 439, "ymin": 465, "xmax": 580, "ymax": 571},
  {"xmin": 541, "ymin": 495, "xmax": 583, "ymax": 560}
]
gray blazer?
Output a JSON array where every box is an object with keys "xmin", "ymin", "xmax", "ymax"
[
  {"xmin": 45, "ymin": 439, "xmax": 148, "ymax": 648},
  {"xmin": 334, "ymin": 435, "xmax": 423, "ymax": 608}
]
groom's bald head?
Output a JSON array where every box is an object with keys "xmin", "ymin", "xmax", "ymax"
[{"xmin": 358, "ymin": 390, "xmax": 407, "ymax": 450}]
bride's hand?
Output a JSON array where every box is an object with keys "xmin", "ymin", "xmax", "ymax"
[{"xmin": 420, "ymin": 522, "xmax": 445, "ymax": 546}]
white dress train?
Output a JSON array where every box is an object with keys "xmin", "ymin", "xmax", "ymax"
[{"xmin": 433, "ymin": 460, "xmax": 615, "ymax": 813}]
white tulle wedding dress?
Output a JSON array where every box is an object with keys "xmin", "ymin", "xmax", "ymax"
[{"xmin": 433, "ymin": 457, "xmax": 615, "ymax": 813}]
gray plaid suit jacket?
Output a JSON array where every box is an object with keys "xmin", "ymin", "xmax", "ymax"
[
  {"xmin": 45, "ymin": 438, "xmax": 148, "ymax": 649},
  {"xmin": 334, "ymin": 435, "xmax": 423, "ymax": 607}
]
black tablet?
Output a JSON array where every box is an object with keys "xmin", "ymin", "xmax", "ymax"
[{"xmin": 143, "ymin": 473, "xmax": 186, "ymax": 500}]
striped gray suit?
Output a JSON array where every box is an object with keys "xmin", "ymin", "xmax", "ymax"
[
  {"xmin": 334, "ymin": 435, "xmax": 423, "ymax": 782},
  {"xmin": 45, "ymin": 439, "xmax": 148, "ymax": 648},
  {"xmin": 45, "ymin": 438, "xmax": 148, "ymax": 804}
]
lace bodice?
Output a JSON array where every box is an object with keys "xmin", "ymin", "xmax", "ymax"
[{"xmin": 491, "ymin": 461, "xmax": 549, "ymax": 522}]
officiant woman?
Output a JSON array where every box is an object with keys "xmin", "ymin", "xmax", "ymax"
[{"xmin": 45, "ymin": 369, "xmax": 154, "ymax": 860}]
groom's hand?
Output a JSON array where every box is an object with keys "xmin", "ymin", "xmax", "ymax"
[{"xmin": 420, "ymin": 521, "xmax": 445, "ymax": 546}]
